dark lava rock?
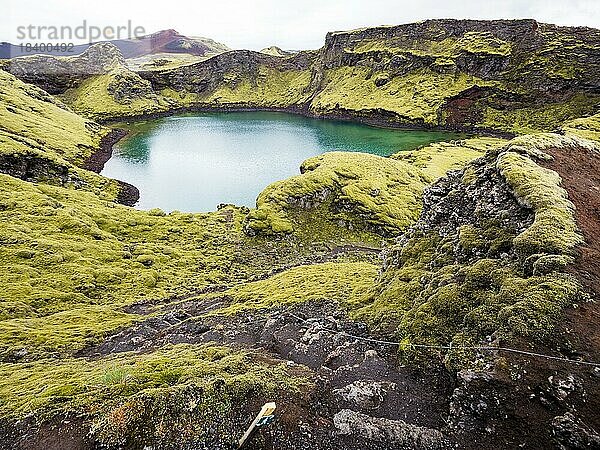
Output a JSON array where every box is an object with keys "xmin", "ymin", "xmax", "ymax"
[{"xmin": 552, "ymin": 412, "xmax": 600, "ymax": 449}]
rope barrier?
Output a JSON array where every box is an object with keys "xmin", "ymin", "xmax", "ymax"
[
  {"xmin": 153, "ymin": 307, "xmax": 600, "ymax": 368},
  {"xmin": 286, "ymin": 312, "xmax": 600, "ymax": 368}
]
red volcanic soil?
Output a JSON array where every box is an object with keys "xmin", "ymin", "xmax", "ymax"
[{"xmin": 542, "ymin": 144, "xmax": 600, "ymax": 363}]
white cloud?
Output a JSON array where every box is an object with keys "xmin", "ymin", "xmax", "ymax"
[{"xmin": 2, "ymin": 0, "xmax": 599, "ymax": 50}]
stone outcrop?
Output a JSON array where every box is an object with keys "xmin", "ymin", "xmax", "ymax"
[
  {"xmin": 333, "ymin": 409, "xmax": 448, "ymax": 449},
  {"xmin": 139, "ymin": 49, "xmax": 315, "ymax": 94}
]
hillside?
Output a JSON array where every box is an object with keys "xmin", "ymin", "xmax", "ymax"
[{"xmin": 0, "ymin": 19, "xmax": 600, "ymax": 450}]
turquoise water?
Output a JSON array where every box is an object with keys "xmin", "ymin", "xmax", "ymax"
[{"xmin": 102, "ymin": 112, "xmax": 462, "ymax": 212}]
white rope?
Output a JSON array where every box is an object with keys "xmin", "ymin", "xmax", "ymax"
[{"xmin": 287, "ymin": 313, "xmax": 600, "ymax": 368}]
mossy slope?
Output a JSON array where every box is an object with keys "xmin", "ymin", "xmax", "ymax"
[
  {"xmin": 352, "ymin": 133, "xmax": 588, "ymax": 366},
  {"xmin": 61, "ymin": 68, "xmax": 173, "ymax": 120},
  {"xmin": 562, "ymin": 112, "xmax": 600, "ymax": 141},
  {"xmin": 0, "ymin": 69, "xmax": 105, "ymax": 165},
  {"xmin": 0, "ymin": 344, "xmax": 306, "ymax": 448},
  {"xmin": 0, "ymin": 173, "xmax": 262, "ymax": 358},
  {"xmin": 0, "ymin": 69, "xmax": 123, "ymax": 199},
  {"xmin": 210, "ymin": 261, "xmax": 379, "ymax": 315},
  {"xmin": 391, "ymin": 137, "xmax": 506, "ymax": 180},
  {"xmin": 310, "ymin": 67, "xmax": 498, "ymax": 126}
]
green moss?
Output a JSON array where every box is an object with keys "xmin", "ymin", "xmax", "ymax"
[
  {"xmin": 0, "ymin": 162, "xmax": 384, "ymax": 363},
  {"xmin": 497, "ymin": 151, "xmax": 582, "ymax": 256},
  {"xmin": 358, "ymin": 232, "xmax": 581, "ymax": 367},
  {"xmin": 0, "ymin": 69, "xmax": 125, "ymax": 200},
  {"xmin": 0, "ymin": 306, "xmax": 137, "ymax": 360},
  {"xmin": 458, "ymin": 31, "xmax": 512, "ymax": 56},
  {"xmin": 131, "ymin": 53, "xmax": 209, "ymax": 71},
  {"xmin": 505, "ymin": 132, "xmax": 591, "ymax": 160},
  {"xmin": 562, "ymin": 113, "xmax": 600, "ymax": 142},
  {"xmin": 0, "ymin": 343, "xmax": 307, "ymax": 445},
  {"xmin": 481, "ymin": 94, "xmax": 600, "ymax": 134},
  {"xmin": 461, "ymin": 166, "xmax": 477, "ymax": 185},
  {"xmin": 60, "ymin": 69, "xmax": 171, "ymax": 120},
  {"xmin": 352, "ymin": 31, "xmax": 511, "ymax": 57},
  {"xmin": 210, "ymin": 262, "xmax": 379, "ymax": 315},
  {"xmin": 0, "ymin": 130, "xmax": 121, "ymax": 200},
  {"xmin": 509, "ymin": 27, "xmax": 598, "ymax": 83},
  {"xmin": 245, "ymin": 151, "xmax": 430, "ymax": 237},
  {"xmin": 162, "ymin": 67, "xmax": 313, "ymax": 109},
  {"xmin": 458, "ymin": 221, "xmax": 514, "ymax": 256},
  {"xmin": 0, "ymin": 174, "xmax": 247, "ymax": 321},
  {"xmin": 0, "ymin": 69, "xmax": 108, "ymax": 165},
  {"xmin": 311, "ymin": 67, "xmax": 498, "ymax": 126},
  {"xmin": 392, "ymin": 137, "xmax": 506, "ymax": 179},
  {"xmin": 204, "ymin": 67, "xmax": 313, "ymax": 107},
  {"xmin": 532, "ymin": 254, "xmax": 574, "ymax": 276}
]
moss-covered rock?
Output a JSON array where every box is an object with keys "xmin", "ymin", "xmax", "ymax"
[
  {"xmin": 60, "ymin": 68, "xmax": 172, "ymax": 120},
  {"xmin": 391, "ymin": 137, "xmax": 506, "ymax": 179},
  {"xmin": 245, "ymin": 151, "xmax": 431, "ymax": 237},
  {"xmin": 496, "ymin": 150, "xmax": 582, "ymax": 256}
]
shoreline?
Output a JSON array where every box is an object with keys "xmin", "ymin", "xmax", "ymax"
[
  {"xmin": 96, "ymin": 103, "xmax": 517, "ymax": 139},
  {"xmin": 83, "ymin": 127, "xmax": 140, "ymax": 207},
  {"xmin": 83, "ymin": 127, "xmax": 129, "ymax": 173}
]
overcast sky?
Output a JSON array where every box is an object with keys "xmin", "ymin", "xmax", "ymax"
[{"xmin": 3, "ymin": 0, "xmax": 599, "ymax": 50}]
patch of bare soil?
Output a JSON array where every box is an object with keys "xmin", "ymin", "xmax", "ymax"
[{"xmin": 1, "ymin": 417, "xmax": 92, "ymax": 450}]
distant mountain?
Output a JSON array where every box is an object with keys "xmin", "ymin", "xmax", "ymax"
[
  {"xmin": 260, "ymin": 46, "xmax": 293, "ymax": 57},
  {"xmin": 0, "ymin": 29, "xmax": 230, "ymax": 59}
]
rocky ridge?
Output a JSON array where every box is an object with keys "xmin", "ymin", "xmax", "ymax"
[{"xmin": 2, "ymin": 19, "xmax": 598, "ymax": 134}]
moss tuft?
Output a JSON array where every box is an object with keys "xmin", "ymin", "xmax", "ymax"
[
  {"xmin": 496, "ymin": 151, "xmax": 582, "ymax": 256},
  {"xmin": 210, "ymin": 262, "xmax": 379, "ymax": 315}
]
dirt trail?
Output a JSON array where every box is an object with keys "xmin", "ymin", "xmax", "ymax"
[{"xmin": 70, "ymin": 243, "xmax": 456, "ymax": 449}]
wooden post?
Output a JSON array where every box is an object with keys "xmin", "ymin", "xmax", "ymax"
[{"xmin": 237, "ymin": 402, "xmax": 276, "ymax": 449}]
